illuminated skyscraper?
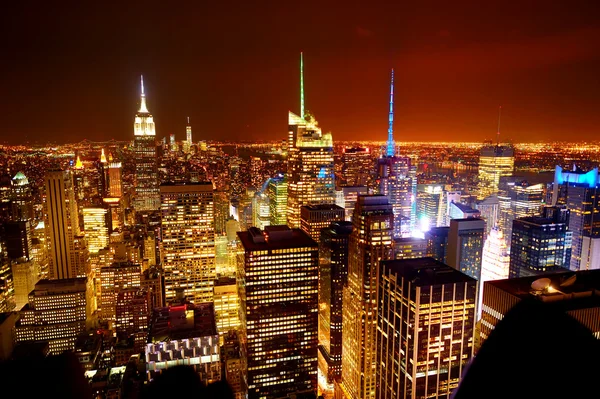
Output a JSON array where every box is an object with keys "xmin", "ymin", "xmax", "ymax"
[
  {"xmin": 447, "ymin": 218, "xmax": 485, "ymax": 281},
  {"xmin": 393, "ymin": 236, "xmax": 428, "ymax": 260},
  {"xmin": 509, "ymin": 216, "xmax": 570, "ymax": 278},
  {"xmin": 160, "ymin": 182, "xmax": 216, "ymax": 304},
  {"xmin": 83, "ymin": 206, "xmax": 110, "ymax": 254},
  {"xmin": 376, "ymin": 70, "xmax": 415, "ymax": 238},
  {"xmin": 108, "ymin": 161, "xmax": 122, "ymax": 198},
  {"xmin": 287, "ymin": 53, "xmax": 335, "ymax": 228},
  {"xmin": 11, "ymin": 171, "xmax": 33, "ymax": 222},
  {"xmin": 551, "ymin": 165, "xmax": 600, "ymax": 271},
  {"xmin": 266, "ymin": 174, "xmax": 287, "ymax": 226},
  {"xmin": 44, "ymin": 170, "xmax": 82, "ymax": 280},
  {"xmin": 300, "ymin": 204, "xmax": 345, "ymax": 244},
  {"xmin": 237, "ymin": 226, "xmax": 319, "ymax": 399},
  {"xmin": 100, "ymin": 261, "xmax": 141, "ymax": 321},
  {"xmin": 335, "ymin": 186, "xmax": 369, "ymax": 222},
  {"xmin": 318, "ymin": 221, "xmax": 352, "ymax": 387},
  {"xmin": 251, "ymin": 192, "xmax": 270, "ymax": 230},
  {"xmin": 498, "ymin": 178, "xmax": 544, "ymax": 241},
  {"xmin": 338, "ymin": 195, "xmax": 394, "ymax": 399},
  {"xmin": 115, "ymin": 288, "xmax": 149, "ymax": 353},
  {"xmin": 11, "ymin": 258, "xmax": 37, "ymax": 311},
  {"xmin": 133, "ymin": 75, "xmax": 160, "ymax": 212},
  {"xmin": 479, "ymin": 227, "xmax": 510, "ymax": 319},
  {"xmin": 477, "ymin": 143, "xmax": 515, "ymax": 200},
  {"xmin": 377, "ymin": 257, "xmax": 476, "ymax": 399},
  {"xmin": 425, "ymin": 226, "xmax": 450, "ymax": 264},
  {"xmin": 213, "ymin": 276, "xmax": 241, "ymax": 341},
  {"xmin": 186, "ymin": 117, "xmax": 192, "ymax": 144},
  {"xmin": 15, "ymin": 278, "xmax": 91, "ymax": 355},
  {"xmin": 474, "ymin": 195, "xmax": 500, "ymax": 236},
  {"xmin": 417, "ymin": 185, "xmax": 445, "ymax": 231},
  {"xmin": 340, "ymin": 147, "xmax": 373, "ymax": 187}
]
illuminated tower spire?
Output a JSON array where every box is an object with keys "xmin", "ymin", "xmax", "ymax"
[
  {"xmin": 386, "ymin": 69, "xmax": 395, "ymax": 157},
  {"xmin": 496, "ymin": 105, "xmax": 502, "ymax": 146},
  {"xmin": 139, "ymin": 75, "xmax": 149, "ymax": 113},
  {"xmin": 100, "ymin": 148, "xmax": 107, "ymax": 163},
  {"xmin": 300, "ymin": 52, "xmax": 305, "ymax": 120},
  {"xmin": 75, "ymin": 155, "xmax": 83, "ymax": 169}
]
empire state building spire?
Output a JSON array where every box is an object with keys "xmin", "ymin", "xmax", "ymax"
[
  {"xmin": 386, "ymin": 68, "xmax": 395, "ymax": 157},
  {"xmin": 139, "ymin": 75, "xmax": 149, "ymax": 113}
]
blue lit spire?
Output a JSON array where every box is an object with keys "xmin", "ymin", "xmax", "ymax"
[{"xmin": 386, "ymin": 69, "xmax": 395, "ymax": 157}]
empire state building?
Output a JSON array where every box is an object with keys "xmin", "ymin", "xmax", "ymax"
[{"xmin": 133, "ymin": 75, "xmax": 160, "ymax": 212}]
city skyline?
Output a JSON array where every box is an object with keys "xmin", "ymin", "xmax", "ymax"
[{"xmin": 1, "ymin": 2, "xmax": 599, "ymax": 145}]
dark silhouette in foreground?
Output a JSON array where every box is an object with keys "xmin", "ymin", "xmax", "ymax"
[
  {"xmin": 452, "ymin": 297, "xmax": 600, "ymax": 399},
  {"xmin": 139, "ymin": 365, "xmax": 234, "ymax": 399}
]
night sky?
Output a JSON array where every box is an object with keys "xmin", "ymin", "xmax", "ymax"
[{"xmin": 1, "ymin": 1, "xmax": 599, "ymax": 145}]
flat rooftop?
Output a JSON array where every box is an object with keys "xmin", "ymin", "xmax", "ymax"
[
  {"xmin": 238, "ymin": 227, "xmax": 317, "ymax": 251},
  {"xmin": 381, "ymin": 257, "xmax": 477, "ymax": 286},
  {"xmin": 486, "ymin": 270, "xmax": 600, "ymax": 309},
  {"xmin": 149, "ymin": 302, "xmax": 217, "ymax": 342}
]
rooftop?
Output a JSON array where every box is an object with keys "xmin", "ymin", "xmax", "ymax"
[
  {"xmin": 149, "ymin": 303, "xmax": 217, "ymax": 342},
  {"xmin": 486, "ymin": 270, "xmax": 600, "ymax": 310},
  {"xmin": 238, "ymin": 226, "xmax": 317, "ymax": 251},
  {"xmin": 382, "ymin": 257, "xmax": 477, "ymax": 286}
]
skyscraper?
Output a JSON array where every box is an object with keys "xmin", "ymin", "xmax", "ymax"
[
  {"xmin": 300, "ymin": 204, "xmax": 345, "ymax": 244},
  {"xmin": 186, "ymin": 116, "xmax": 193, "ymax": 145},
  {"xmin": 318, "ymin": 221, "xmax": 352, "ymax": 388},
  {"xmin": 108, "ymin": 161, "xmax": 122, "ymax": 198},
  {"xmin": 237, "ymin": 226, "xmax": 319, "ymax": 399},
  {"xmin": 133, "ymin": 75, "xmax": 160, "ymax": 212},
  {"xmin": 447, "ymin": 218, "xmax": 486, "ymax": 281},
  {"xmin": 376, "ymin": 70, "xmax": 415, "ymax": 238},
  {"xmin": 551, "ymin": 165, "xmax": 600, "ymax": 271},
  {"xmin": 425, "ymin": 226, "xmax": 450, "ymax": 264},
  {"xmin": 477, "ymin": 143, "xmax": 515, "ymax": 200},
  {"xmin": 338, "ymin": 195, "xmax": 394, "ymax": 399},
  {"xmin": 377, "ymin": 257, "xmax": 476, "ymax": 399},
  {"xmin": 266, "ymin": 174, "xmax": 287, "ymax": 226},
  {"xmin": 83, "ymin": 206, "xmax": 110, "ymax": 254},
  {"xmin": 497, "ymin": 178, "xmax": 544, "ymax": 242},
  {"xmin": 286, "ymin": 53, "xmax": 335, "ymax": 228},
  {"xmin": 160, "ymin": 182, "xmax": 216, "ymax": 304},
  {"xmin": 340, "ymin": 147, "xmax": 373, "ymax": 187},
  {"xmin": 509, "ymin": 216, "xmax": 570, "ymax": 278},
  {"xmin": 10, "ymin": 171, "xmax": 33, "ymax": 222},
  {"xmin": 44, "ymin": 170, "xmax": 82, "ymax": 280}
]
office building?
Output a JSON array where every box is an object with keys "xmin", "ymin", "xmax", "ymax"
[
  {"xmin": 474, "ymin": 195, "xmax": 500, "ymax": 236},
  {"xmin": 447, "ymin": 218, "xmax": 485, "ymax": 281},
  {"xmin": 425, "ymin": 227, "xmax": 450, "ymax": 264},
  {"xmin": 213, "ymin": 277, "xmax": 241, "ymax": 340},
  {"xmin": 11, "ymin": 258, "xmax": 38, "ymax": 311},
  {"xmin": 115, "ymin": 288, "xmax": 149, "ymax": 354},
  {"xmin": 318, "ymin": 221, "xmax": 352, "ymax": 387},
  {"xmin": 301, "ymin": 204, "xmax": 345, "ymax": 244},
  {"xmin": 4, "ymin": 221, "xmax": 32, "ymax": 260},
  {"xmin": 15, "ymin": 278, "xmax": 91, "ymax": 355},
  {"xmin": 498, "ymin": 179, "xmax": 544, "ymax": 242},
  {"xmin": 266, "ymin": 174, "xmax": 288, "ymax": 226},
  {"xmin": 477, "ymin": 143, "xmax": 515, "ymax": 200},
  {"xmin": 449, "ymin": 201, "xmax": 480, "ymax": 221},
  {"xmin": 133, "ymin": 76, "xmax": 160, "ymax": 212},
  {"xmin": 44, "ymin": 170, "xmax": 82, "ymax": 280},
  {"xmin": 394, "ymin": 236, "xmax": 428, "ymax": 260},
  {"xmin": 141, "ymin": 267, "xmax": 164, "ymax": 311},
  {"xmin": 146, "ymin": 303, "xmax": 221, "ymax": 383},
  {"xmin": 550, "ymin": 166, "xmax": 600, "ymax": 271},
  {"xmin": 377, "ymin": 258, "xmax": 477, "ymax": 399},
  {"xmin": 416, "ymin": 185, "xmax": 444, "ymax": 232},
  {"xmin": 340, "ymin": 147, "xmax": 372, "ymax": 187},
  {"xmin": 10, "ymin": 171, "xmax": 33, "ymax": 222},
  {"xmin": 286, "ymin": 54, "xmax": 335, "ymax": 228},
  {"xmin": 160, "ymin": 182, "xmax": 216, "ymax": 304},
  {"xmin": 335, "ymin": 185, "xmax": 369, "ymax": 222},
  {"xmin": 100, "ymin": 261, "xmax": 141, "ymax": 321},
  {"xmin": 83, "ymin": 206, "xmax": 111, "ymax": 254},
  {"xmin": 509, "ymin": 216, "xmax": 570, "ymax": 278},
  {"xmin": 237, "ymin": 225, "xmax": 319, "ymax": 399},
  {"xmin": 108, "ymin": 161, "xmax": 123, "ymax": 198},
  {"xmin": 338, "ymin": 195, "xmax": 394, "ymax": 399}
]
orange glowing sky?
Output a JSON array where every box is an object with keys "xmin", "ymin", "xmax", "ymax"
[{"xmin": 0, "ymin": 1, "xmax": 599, "ymax": 144}]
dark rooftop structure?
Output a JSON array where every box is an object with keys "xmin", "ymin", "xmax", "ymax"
[
  {"xmin": 149, "ymin": 302, "xmax": 217, "ymax": 342},
  {"xmin": 381, "ymin": 257, "xmax": 477, "ymax": 286},
  {"xmin": 238, "ymin": 225, "xmax": 317, "ymax": 251},
  {"xmin": 485, "ymin": 269, "xmax": 600, "ymax": 310}
]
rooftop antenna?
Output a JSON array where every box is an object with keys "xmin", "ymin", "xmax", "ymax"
[
  {"xmin": 139, "ymin": 75, "xmax": 149, "ymax": 113},
  {"xmin": 300, "ymin": 52, "xmax": 305, "ymax": 119},
  {"xmin": 386, "ymin": 69, "xmax": 395, "ymax": 157},
  {"xmin": 496, "ymin": 105, "xmax": 502, "ymax": 147}
]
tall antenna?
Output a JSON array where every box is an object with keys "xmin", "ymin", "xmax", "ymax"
[
  {"xmin": 300, "ymin": 52, "xmax": 305, "ymax": 120},
  {"xmin": 139, "ymin": 75, "xmax": 148, "ymax": 113},
  {"xmin": 187, "ymin": 116, "xmax": 190, "ymax": 125},
  {"xmin": 141, "ymin": 75, "xmax": 145, "ymax": 96},
  {"xmin": 386, "ymin": 69, "xmax": 395, "ymax": 157},
  {"xmin": 496, "ymin": 105, "xmax": 502, "ymax": 146}
]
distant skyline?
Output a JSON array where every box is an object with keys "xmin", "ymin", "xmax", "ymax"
[{"xmin": 1, "ymin": 1, "xmax": 599, "ymax": 145}]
